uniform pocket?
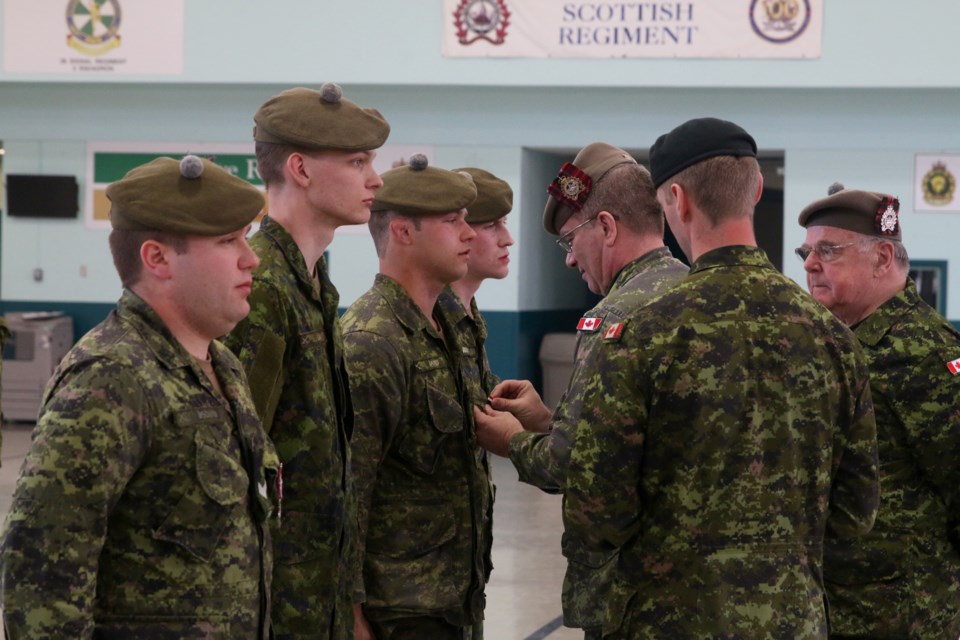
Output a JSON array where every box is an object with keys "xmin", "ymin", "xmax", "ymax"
[
  {"xmin": 153, "ymin": 429, "xmax": 249, "ymax": 562},
  {"xmin": 364, "ymin": 497, "xmax": 459, "ymax": 610},
  {"xmin": 395, "ymin": 362, "xmax": 465, "ymax": 475}
]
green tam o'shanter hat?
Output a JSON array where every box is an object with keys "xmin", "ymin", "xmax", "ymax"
[
  {"xmin": 372, "ymin": 154, "xmax": 477, "ymax": 216},
  {"xmin": 253, "ymin": 83, "xmax": 390, "ymax": 152},
  {"xmin": 106, "ymin": 155, "xmax": 264, "ymax": 235},
  {"xmin": 453, "ymin": 167, "xmax": 513, "ymax": 224},
  {"xmin": 799, "ymin": 182, "xmax": 901, "ymax": 240}
]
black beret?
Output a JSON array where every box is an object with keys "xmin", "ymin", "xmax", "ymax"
[
  {"xmin": 650, "ymin": 117, "xmax": 757, "ymax": 188},
  {"xmin": 453, "ymin": 167, "xmax": 513, "ymax": 224},
  {"xmin": 106, "ymin": 156, "xmax": 264, "ymax": 235},
  {"xmin": 799, "ymin": 183, "xmax": 901, "ymax": 240},
  {"xmin": 253, "ymin": 83, "xmax": 390, "ymax": 151},
  {"xmin": 542, "ymin": 142, "xmax": 636, "ymax": 235},
  {"xmin": 371, "ymin": 154, "xmax": 477, "ymax": 216}
]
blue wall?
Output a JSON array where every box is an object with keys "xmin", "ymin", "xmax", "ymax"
[{"xmin": 2, "ymin": 1, "xmax": 960, "ymax": 383}]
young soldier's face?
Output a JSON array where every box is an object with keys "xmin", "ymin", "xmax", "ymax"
[
  {"xmin": 466, "ymin": 216, "xmax": 513, "ymax": 281},
  {"xmin": 169, "ymin": 226, "xmax": 260, "ymax": 340},
  {"xmin": 301, "ymin": 150, "xmax": 383, "ymax": 227},
  {"xmin": 414, "ymin": 209, "xmax": 476, "ymax": 284}
]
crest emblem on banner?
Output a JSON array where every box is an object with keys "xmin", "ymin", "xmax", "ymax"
[
  {"xmin": 922, "ymin": 162, "xmax": 956, "ymax": 206},
  {"xmin": 749, "ymin": 0, "xmax": 811, "ymax": 44},
  {"xmin": 453, "ymin": 0, "xmax": 510, "ymax": 45},
  {"xmin": 67, "ymin": 0, "xmax": 123, "ymax": 56}
]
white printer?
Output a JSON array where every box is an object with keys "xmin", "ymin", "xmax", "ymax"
[{"xmin": 1, "ymin": 312, "xmax": 73, "ymax": 422}]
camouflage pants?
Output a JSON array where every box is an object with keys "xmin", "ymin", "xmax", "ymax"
[{"xmin": 367, "ymin": 616, "xmax": 480, "ymax": 640}]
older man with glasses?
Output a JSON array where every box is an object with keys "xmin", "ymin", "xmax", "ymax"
[
  {"xmin": 474, "ymin": 141, "xmax": 687, "ymax": 639},
  {"xmin": 799, "ymin": 183, "xmax": 960, "ymax": 639}
]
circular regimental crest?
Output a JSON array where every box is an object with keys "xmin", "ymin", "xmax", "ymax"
[
  {"xmin": 559, "ymin": 175, "xmax": 585, "ymax": 199},
  {"xmin": 923, "ymin": 162, "xmax": 956, "ymax": 206},
  {"xmin": 749, "ymin": 0, "xmax": 811, "ymax": 44},
  {"xmin": 463, "ymin": 0, "xmax": 502, "ymax": 35},
  {"xmin": 66, "ymin": 0, "xmax": 122, "ymax": 46}
]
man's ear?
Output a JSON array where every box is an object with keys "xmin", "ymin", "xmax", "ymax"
[
  {"xmin": 285, "ymin": 151, "xmax": 311, "ymax": 188},
  {"xmin": 389, "ymin": 216, "xmax": 415, "ymax": 246},
  {"xmin": 753, "ymin": 172, "xmax": 764, "ymax": 205},
  {"xmin": 874, "ymin": 240, "xmax": 896, "ymax": 274},
  {"xmin": 672, "ymin": 183, "xmax": 693, "ymax": 224},
  {"xmin": 597, "ymin": 210, "xmax": 619, "ymax": 246},
  {"xmin": 140, "ymin": 239, "xmax": 174, "ymax": 280}
]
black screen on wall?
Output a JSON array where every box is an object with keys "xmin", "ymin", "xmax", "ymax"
[{"xmin": 5, "ymin": 174, "xmax": 79, "ymax": 218}]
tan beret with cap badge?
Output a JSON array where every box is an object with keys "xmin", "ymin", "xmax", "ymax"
[
  {"xmin": 799, "ymin": 182, "xmax": 901, "ymax": 240},
  {"xmin": 453, "ymin": 167, "xmax": 513, "ymax": 224},
  {"xmin": 253, "ymin": 83, "xmax": 390, "ymax": 151},
  {"xmin": 106, "ymin": 155, "xmax": 264, "ymax": 235},
  {"xmin": 372, "ymin": 154, "xmax": 477, "ymax": 216},
  {"xmin": 542, "ymin": 142, "xmax": 636, "ymax": 235}
]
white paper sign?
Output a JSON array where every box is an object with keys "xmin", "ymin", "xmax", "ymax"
[
  {"xmin": 4, "ymin": 0, "xmax": 184, "ymax": 75},
  {"xmin": 443, "ymin": 0, "xmax": 822, "ymax": 59}
]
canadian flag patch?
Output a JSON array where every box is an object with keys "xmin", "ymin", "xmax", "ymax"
[
  {"xmin": 603, "ymin": 322, "xmax": 625, "ymax": 341},
  {"xmin": 947, "ymin": 357, "xmax": 960, "ymax": 375},
  {"xmin": 577, "ymin": 316, "xmax": 602, "ymax": 332}
]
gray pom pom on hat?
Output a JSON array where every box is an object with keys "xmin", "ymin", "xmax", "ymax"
[
  {"xmin": 320, "ymin": 82, "xmax": 342, "ymax": 104},
  {"xmin": 409, "ymin": 154, "xmax": 429, "ymax": 171},
  {"xmin": 828, "ymin": 182, "xmax": 845, "ymax": 195},
  {"xmin": 179, "ymin": 155, "xmax": 204, "ymax": 179}
]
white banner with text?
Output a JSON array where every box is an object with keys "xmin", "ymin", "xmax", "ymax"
[{"xmin": 442, "ymin": 0, "xmax": 822, "ymax": 59}]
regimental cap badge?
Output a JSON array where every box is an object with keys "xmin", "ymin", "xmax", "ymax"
[
  {"xmin": 922, "ymin": 161, "xmax": 956, "ymax": 206},
  {"xmin": 548, "ymin": 163, "xmax": 592, "ymax": 212},
  {"xmin": 875, "ymin": 196, "xmax": 900, "ymax": 236}
]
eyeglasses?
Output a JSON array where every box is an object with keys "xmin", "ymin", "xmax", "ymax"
[
  {"xmin": 555, "ymin": 215, "xmax": 598, "ymax": 253},
  {"xmin": 794, "ymin": 242, "xmax": 856, "ymax": 263}
]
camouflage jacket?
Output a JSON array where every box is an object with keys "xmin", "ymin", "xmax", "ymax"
[
  {"xmin": 0, "ymin": 290, "xmax": 275, "ymax": 639},
  {"xmin": 437, "ymin": 290, "xmax": 501, "ymax": 404},
  {"xmin": 223, "ymin": 215, "xmax": 357, "ymax": 640},
  {"xmin": 343, "ymin": 275, "xmax": 492, "ymax": 626},
  {"xmin": 436, "ymin": 288, "xmax": 499, "ymax": 606},
  {"xmin": 508, "ymin": 247, "xmax": 687, "ymax": 630},
  {"xmin": 824, "ymin": 280, "xmax": 960, "ymax": 638},
  {"xmin": 563, "ymin": 246, "xmax": 879, "ymax": 638}
]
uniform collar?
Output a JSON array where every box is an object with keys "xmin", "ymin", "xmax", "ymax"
[
  {"xmin": 118, "ymin": 290, "xmax": 242, "ymax": 399},
  {"xmin": 373, "ymin": 273, "xmax": 441, "ymax": 338},
  {"xmin": 852, "ymin": 279, "xmax": 919, "ymax": 346},
  {"xmin": 608, "ymin": 246, "xmax": 676, "ymax": 295},
  {"xmin": 258, "ymin": 215, "xmax": 338, "ymax": 305},
  {"xmin": 689, "ymin": 245, "xmax": 773, "ymax": 275}
]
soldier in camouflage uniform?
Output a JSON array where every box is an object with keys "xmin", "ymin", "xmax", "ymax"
[
  {"xmin": 561, "ymin": 118, "xmax": 880, "ymax": 638},
  {"xmin": 438, "ymin": 166, "xmax": 514, "ymax": 405},
  {"xmin": 799, "ymin": 185, "xmax": 960, "ymax": 638},
  {"xmin": 435, "ymin": 167, "xmax": 514, "ymax": 608},
  {"xmin": 343, "ymin": 156, "xmax": 492, "ymax": 640},
  {"xmin": 474, "ymin": 143, "xmax": 687, "ymax": 639},
  {"xmin": 0, "ymin": 156, "xmax": 276, "ymax": 638},
  {"xmin": 224, "ymin": 83, "xmax": 389, "ymax": 640}
]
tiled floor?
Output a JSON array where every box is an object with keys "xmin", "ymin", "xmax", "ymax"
[{"xmin": 0, "ymin": 421, "xmax": 581, "ymax": 639}]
